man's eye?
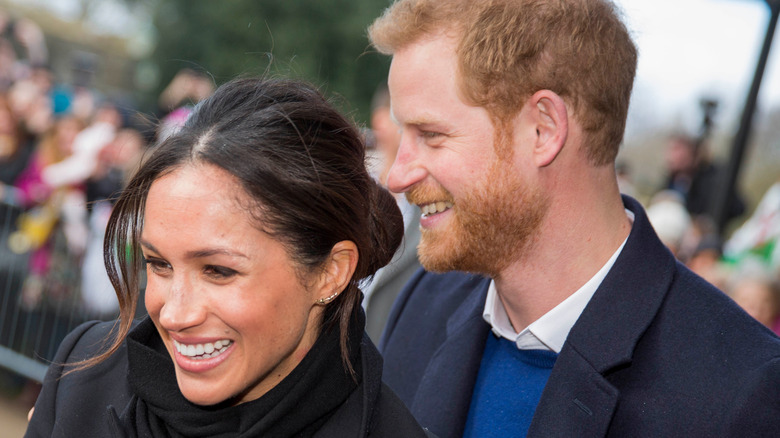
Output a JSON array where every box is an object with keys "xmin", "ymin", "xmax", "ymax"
[
  {"xmin": 204, "ymin": 265, "xmax": 238, "ymax": 279},
  {"xmin": 421, "ymin": 131, "xmax": 441, "ymax": 139}
]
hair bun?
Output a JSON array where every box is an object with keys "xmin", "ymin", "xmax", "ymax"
[{"xmin": 366, "ymin": 181, "xmax": 404, "ymax": 276}]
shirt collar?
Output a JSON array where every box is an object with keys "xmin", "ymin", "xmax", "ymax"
[{"xmin": 483, "ymin": 210, "xmax": 634, "ymax": 352}]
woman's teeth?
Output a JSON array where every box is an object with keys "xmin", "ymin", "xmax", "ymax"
[
  {"xmin": 420, "ymin": 201, "xmax": 453, "ymax": 217},
  {"xmin": 174, "ymin": 339, "xmax": 232, "ymax": 360}
]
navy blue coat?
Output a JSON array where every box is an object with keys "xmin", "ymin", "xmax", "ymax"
[{"xmin": 380, "ymin": 196, "xmax": 780, "ymax": 437}]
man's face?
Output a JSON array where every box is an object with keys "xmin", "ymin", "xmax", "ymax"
[
  {"xmin": 665, "ymin": 138, "xmax": 696, "ymax": 174},
  {"xmin": 386, "ymin": 33, "xmax": 548, "ymax": 277}
]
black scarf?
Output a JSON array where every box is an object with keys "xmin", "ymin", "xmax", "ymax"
[{"xmin": 114, "ymin": 315, "xmax": 362, "ymax": 438}]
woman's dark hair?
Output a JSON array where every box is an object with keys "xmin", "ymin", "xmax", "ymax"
[{"xmin": 87, "ymin": 77, "xmax": 404, "ymax": 373}]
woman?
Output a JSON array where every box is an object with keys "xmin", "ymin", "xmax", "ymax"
[
  {"xmin": 8, "ymin": 115, "xmax": 85, "ymax": 308},
  {"xmin": 26, "ymin": 78, "xmax": 432, "ymax": 437}
]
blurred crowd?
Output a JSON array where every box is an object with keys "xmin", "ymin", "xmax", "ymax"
[
  {"xmin": 0, "ymin": 9, "xmax": 214, "ymax": 333},
  {"xmin": 629, "ymin": 130, "xmax": 780, "ymax": 335}
]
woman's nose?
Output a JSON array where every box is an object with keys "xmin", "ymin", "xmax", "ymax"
[{"xmin": 156, "ymin": 276, "xmax": 206, "ymax": 331}]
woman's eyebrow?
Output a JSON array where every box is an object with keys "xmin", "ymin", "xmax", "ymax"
[
  {"xmin": 140, "ymin": 239, "xmax": 159, "ymax": 254},
  {"xmin": 185, "ymin": 248, "xmax": 249, "ymax": 259},
  {"xmin": 140, "ymin": 239, "xmax": 247, "ymax": 259}
]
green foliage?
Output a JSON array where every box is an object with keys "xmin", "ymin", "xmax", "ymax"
[{"xmin": 149, "ymin": 0, "xmax": 392, "ymax": 125}]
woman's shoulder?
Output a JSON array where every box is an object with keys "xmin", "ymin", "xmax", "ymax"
[
  {"xmin": 26, "ymin": 320, "xmax": 136, "ymax": 437},
  {"xmin": 57, "ymin": 320, "xmax": 123, "ymax": 360},
  {"xmin": 45, "ymin": 318, "xmax": 135, "ymax": 391},
  {"xmin": 371, "ymin": 383, "xmax": 436, "ymax": 438}
]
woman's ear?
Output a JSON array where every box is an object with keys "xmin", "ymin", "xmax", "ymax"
[
  {"xmin": 314, "ymin": 240, "xmax": 358, "ymax": 305},
  {"xmin": 529, "ymin": 89, "xmax": 568, "ymax": 168}
]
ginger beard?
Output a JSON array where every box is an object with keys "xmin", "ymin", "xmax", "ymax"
[{"xmin": 408, "ymin": 156, "xmax": 549, "ymax": 278}]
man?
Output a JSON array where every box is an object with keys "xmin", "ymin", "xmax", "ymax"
[
  {"xmin": 368, "ymin": 1, "xmax": 780, "ymax": 437},
  {"xmin": 363, "ymin": 84, "xmax": 422, "ymax": 341},
  {"xmin": 663, "ymin": 133, "xmax": 745, "ymax": 228}
]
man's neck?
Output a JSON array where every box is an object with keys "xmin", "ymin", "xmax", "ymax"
[{"xmin": 493, "ymin": 192, "xmax": 632, "ymax": 332}]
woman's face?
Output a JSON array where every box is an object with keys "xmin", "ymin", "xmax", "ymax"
[
  {"xmin": 55, "ymin": 117, "xmax": 81, "ymax": 155},
  {"xmin": 142, "ymin": 163, "xmax": 324, "ymax": 406}
]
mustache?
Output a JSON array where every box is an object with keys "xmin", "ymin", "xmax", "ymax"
[{"xmin": 406, "ymin": 182, "xmax": 454, "ymax": 206}]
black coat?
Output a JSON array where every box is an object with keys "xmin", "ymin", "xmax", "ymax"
[
  {"xmin": 26, "ymin": 317, "xmax": 433, "ymax": 437},
  {"xmin": 380, "ymin": 196, "xmax": 780, "ymax": 438}
]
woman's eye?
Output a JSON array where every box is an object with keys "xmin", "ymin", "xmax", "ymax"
[
  {"xmin": 143, "ymin": 257, "xmax": 172, "ymax": 274},
  {"xmin": 204, "ymin": 265, "xmax": 238, "ymax": 279}
]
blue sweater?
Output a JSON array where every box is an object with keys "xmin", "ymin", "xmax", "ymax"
[{"xmin": 463, "ymin": 334, "xmax": 558, "ymax": 438}]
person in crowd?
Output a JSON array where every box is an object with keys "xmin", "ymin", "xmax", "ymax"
[
  {"xmin": 80, "ymin": 127, "xmax": 147, "ymax": 318},
  {"xmin": 8, "ymin": 115, "xmax": 84, "ymax": 307},
  {"xmin": 0, "ymin": 93, "xmax": 31, "ymax": 189},
  {"xmin": 663, "ymin": 132, "xmax": 745, "ymax": 226},
  {"xmin": 154, "ymin": 69, "xmax": 215, "ymax": 143},
  {"xmin": 686, "ymin": 232, "xmax": 728, "ymax": 290},
  {"xmin": 0, "ymin": 12, "xmax": 48, "ymax": 91},
  {"xmin": 646, "ymin": 190, "xmax": 692, "ymax": 259},
  {"xmin": 25, "ymin": 77, "xmax": 432, "ymax": 438},
  {"xmin": 157, "ymin": 68, "xmax": 215, "ymax": 118},
  {"xmin": 368, "ymin": 0, "xmax": 780, "ymax": 436},
  {"xmin": 41, "ymin": 101, "xmax": 122, "ymax": 189},
  {"xmin": 8, "ymin": 75, "xmax": 54, "ymax": 142},
  {"xmin": 728, "ymin": 270, "xmax": 780, "ymax": 333},
  {"xmin": 363, "ymin": 83, "xmax": 422, "ymax": 341}
]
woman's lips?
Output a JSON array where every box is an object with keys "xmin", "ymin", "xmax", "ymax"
[{"xmin": 172, "ymin": 338, "xmax": 235, "ymax": 373}]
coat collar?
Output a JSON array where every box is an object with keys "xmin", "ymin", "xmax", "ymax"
[
  {"xmin": 314, "ymin": 333, "xmax": 383, "ymax": 437},
  {"xmin": 528, "ymin": 195, "xmax": 678, "ymax": 436}
]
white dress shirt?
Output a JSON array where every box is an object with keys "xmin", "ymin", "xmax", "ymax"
[{"xmin": 483, "ymin": 211, "xmax": 634, "ymax": 352}]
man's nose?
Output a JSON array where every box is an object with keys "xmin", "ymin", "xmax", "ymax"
[{"xmin": 386, "ymin": 132, "xmax": 427, "ymax": 194}]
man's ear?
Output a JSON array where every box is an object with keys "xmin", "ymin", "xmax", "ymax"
[
  {"xmin": 529, "ymin": 90, "xmax": 568, "ymax": 168},
  {"xmin": 314, "ymin": 240, "xmax": 358, "ymax": 304}
]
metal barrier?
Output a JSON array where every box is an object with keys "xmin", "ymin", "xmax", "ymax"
[{"xmin": 0, "ymin": 201, "xmax": 117, "ymax": 382}]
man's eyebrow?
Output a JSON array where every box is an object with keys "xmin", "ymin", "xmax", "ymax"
[
  {"xmin": 402, "ymin": 116, "xmax": 449, "ymax": 129},
  {"xmin": 390, "ymin": 104, "xmax": 442, "ymax": 127}
]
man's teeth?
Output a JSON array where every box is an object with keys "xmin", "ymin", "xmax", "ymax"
[
  {"xmin": 420, "ymin": 201, "xmax": 453, "ymax": 217},
  {"xmin": 174, "ymin": 339, "xmax": 232, "ymax": 360}
]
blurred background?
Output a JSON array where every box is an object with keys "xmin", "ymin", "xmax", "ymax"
[{"xmin": 0, "ymin": 0, "xmax": 779, "ymax": 435}]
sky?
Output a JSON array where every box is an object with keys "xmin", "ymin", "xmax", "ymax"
[{"xmin": 617, "ymin": 0, "xmax": 779, "ymax": 140}]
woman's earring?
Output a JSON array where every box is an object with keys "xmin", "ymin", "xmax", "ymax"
[{"xmin": 316, "ymin": 291, "xmax": 341, "ymax": 305}]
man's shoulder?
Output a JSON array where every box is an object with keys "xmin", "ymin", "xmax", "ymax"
[
  {"xmin": 403, "ymin": 269, "xmax": 489, "ymax": 305},
  {"xmin": 379, "ymin": 269, "xmax": 492, "ymax": 427},
  {"xmin": 381, "ymin": 268, "xmax": 491, "ymax": 356},
  {"xmin": 668, "ymin": 266, "xmax": 780, "ymax": 354},
  {"xmin": 383, "ymin": 269, "xmax": 489, "ymax": 336},
  {"xmin": 605, "ymin": 267, "xmax": 780, "ymax": 434}
]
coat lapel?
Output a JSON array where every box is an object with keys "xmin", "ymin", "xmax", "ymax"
[
  {"xmin": 529, "ymin": 196, "xmax": 678, "ymax": 437},
  {"xmin": 528, "ymin": 351, "xmax": 620, "ymax": 437},
  {"xmin": 411, "ymin": 277, "xmax": 491, "ymax": 438}
]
